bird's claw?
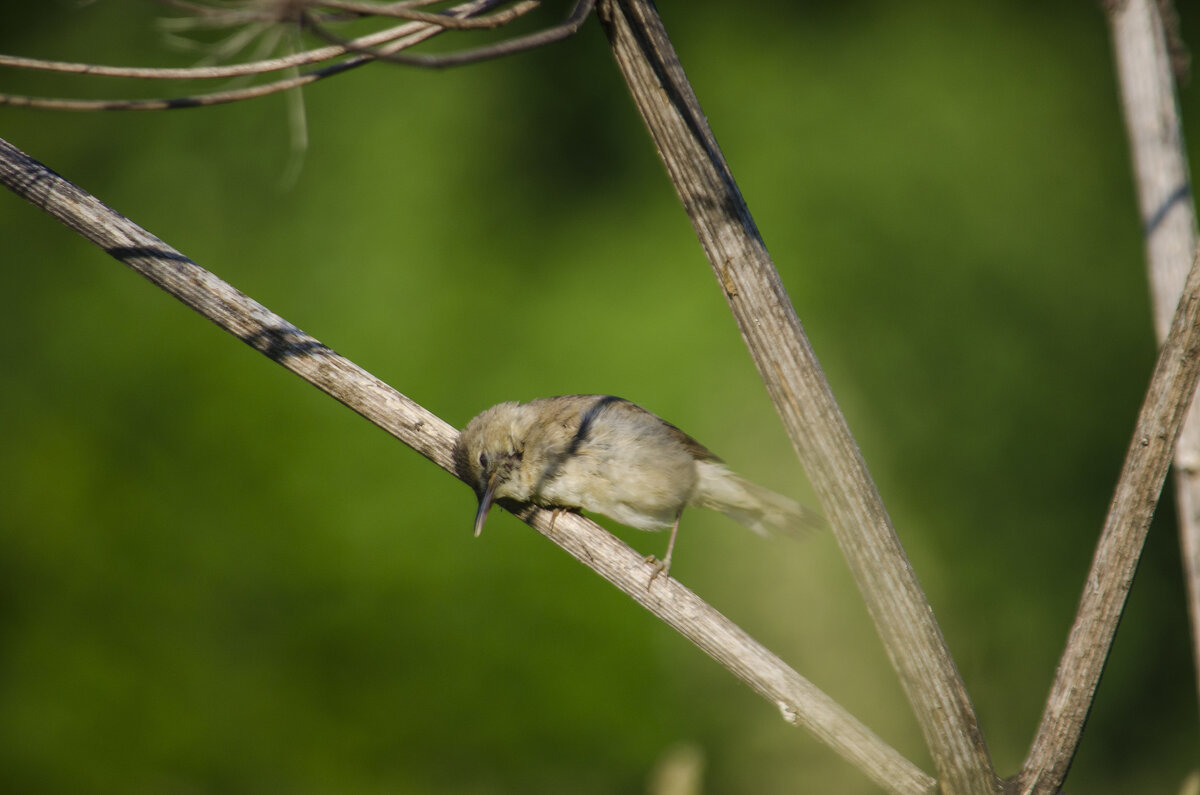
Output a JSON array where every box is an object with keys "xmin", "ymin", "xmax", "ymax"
[{"xmin": 644, "ymin": 554, "xmax": 669, "ymax": 586}]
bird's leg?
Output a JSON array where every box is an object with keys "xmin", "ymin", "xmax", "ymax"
[
  {"xmin": 647, "ymin": 511, "xmax": 682, "ymax": 584},
  {"xmin": 547, "ymin": 507, "xmax": 563, "ymax": 535},
  {"xmin": 662, "ymin": 510, "xmax": 681, "ymax": 573}
]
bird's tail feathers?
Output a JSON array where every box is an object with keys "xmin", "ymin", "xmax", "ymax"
[{"xmin": 692, "ymin": 461, "xmax": 824, "ymax": 539}]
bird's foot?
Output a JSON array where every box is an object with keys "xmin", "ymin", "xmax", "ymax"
[{"xmin": 643, "ymin": 554, "xmax": 670, "ymax": 586}]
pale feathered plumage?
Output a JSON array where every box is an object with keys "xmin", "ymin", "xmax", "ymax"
[{"xmin": 454, "ymin": 395, "xmax": 821, "ymax": 577}]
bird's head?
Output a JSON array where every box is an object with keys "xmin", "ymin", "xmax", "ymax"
[{"xmin": 454, "ymin": 402, "xmax": 529, "ymax": 536}]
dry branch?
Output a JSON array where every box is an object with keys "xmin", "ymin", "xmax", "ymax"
[
  {"xmin": 0, "ymin": 135, "xmax": 935, "ymax": 795},
  {"xmin": 1017, "ymin": 247, "xmax": 1200, "ymax": 793},
  {"xmin": 298, "ymin": 0, "xmax": 591, "ymax": 68},
  {"xmin": 1015, "ymin": 2, "xmax": 1200, "ymax": 790},
  {"xmin": 0, "ymin": 0, "xmax": 586, "ymax": 110},
  {"xmin": 0, "ymin": 5, "xmax": 466, "ymax": 81},
  {"xmin": 13, "ymin": 2, "xmax": 1189, "ymax": 790},
  {"xmin": 595, "ymin": 0, "xmax": 999, "ymax": 792},
  {"xmin": 1104, "ymin": 0, "xmax": 1200, "ymax": 720}
]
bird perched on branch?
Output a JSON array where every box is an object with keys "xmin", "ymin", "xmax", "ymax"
[{"xmin": 454, "ymin": 395, "xmax": 821, "ymax": 578}]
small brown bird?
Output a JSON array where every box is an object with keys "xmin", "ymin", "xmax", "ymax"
[{"xmin": 454, "ymin": 395, "xmax": 821, "ymax": 577}]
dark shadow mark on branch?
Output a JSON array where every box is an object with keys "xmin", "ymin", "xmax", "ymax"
[
  {"xmin": 1145, "ymin": 182, "xmax": 1192, "ymax": 237},
  {"xmin": 242, "ymin": 326, "xmax": 332, "ymax": 362}
]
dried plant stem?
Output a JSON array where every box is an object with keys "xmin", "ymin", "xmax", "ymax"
[
  {"xmin": 0, "ymin": 12, "xmax": 434, "ymax": 81},
  {"xmin": 1105, "ymin": 0, "xmax": 1200, "ymax": 719},
  {"xmin": 300, "ymin": 0, "xmax": 592, "ymax": 68},
  {"xmin": 0, "ymin": 0, "xmax": 589, "ymax": 110},
  {"xmin": 311, "ymin": 0, "xmax": 540, "ymax": 28},
  {"xmin": 0, "ymin": 135, "xmax": 934, "ymax": 795},
  {"xmin": 0, "ymin": 137, "xmax": 455, "ymax": 462},
  {"xmin": 595, "ymin": 1, "xmax": 998, "ymax": 792},
  {"xmin": 1016, "ymin": 1, "xmax": 1200, "ymax": 790},
  {"xmin": 1017, "ymin": 250, "xmax": 1200, "ymax": 794}
]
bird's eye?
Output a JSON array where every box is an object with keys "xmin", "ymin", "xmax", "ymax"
[{"xmin": 478, "ymin": 453, "xmax": 488, "ymax": 469}]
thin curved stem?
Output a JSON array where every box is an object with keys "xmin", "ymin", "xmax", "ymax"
[
  {"xmin": 301, "ymin": 0, "xmax": 592, "ymax": 69},
  {"xmin": 316, "ymin": 0, "xmax": 541, "ymax": 28},
  {"xmin": 0, "ymin": 0, "xmax": 512, "ymax": 110}
]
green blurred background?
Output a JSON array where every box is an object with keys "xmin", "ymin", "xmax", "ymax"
[{"xmin": 1, "ymin": 1, "xmax": 1198, "ymax": 792}]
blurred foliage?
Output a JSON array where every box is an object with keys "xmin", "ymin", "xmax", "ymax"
[{"xmin": 1, "ymin": 0, "xmax": 1199, "ymax": 792}]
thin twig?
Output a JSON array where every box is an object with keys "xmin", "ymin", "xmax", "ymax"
[
  {"xmin": 0, "ymin": 0, "xmax": 530, "ymax": 110},
  {"xmin": 0, "ymin": 2, "xmax": 467, "ymax": 111},
  {"xmin": 0, "ymin": 5, "xmax": 451, "ymax": 79},
  {"xmin": 301, "ymin": 0, "xmax": 592, "ymax": 69},
  {"xmin": 1017, "ymin": 243, "xmax": 1200, "ymax": 794},
  {"xmin": 0, "ymin": 134, "xmax": 935, "ymax": 795},
  {"xmin": 595, "ymin": 0, "xmax": 1000, "ymax": 792},
  {"xmin": 0, "ymin": 56, "xmax": 367, "ymax": 110},
  {"xmin": 1103, "ymin": 0, "xmax": 1200, "ymax": 723},
  {"xmin": 315, "ymin": 0, "xmax": 541, "ymax": 28}
]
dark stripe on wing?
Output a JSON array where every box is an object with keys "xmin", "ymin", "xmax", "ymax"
[{"xmin": 567, "ymin": 395, "xmax": 625, "ymax": 456}]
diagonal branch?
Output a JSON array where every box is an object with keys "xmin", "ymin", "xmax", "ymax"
[
  {"xmin": 595, "ymin": 1, "xmax": 998, "ymax": 792},
  {"xmin": 1017, "ymin": 243, "xmax": 1200, "ymax": 793},
  {"xmin": 0, "ymin": 135, "xmax": 935, "ymax": 795},
  {"xmin": 1104, "ymin": 0, "xmax": 1200, "ymax": 721}
]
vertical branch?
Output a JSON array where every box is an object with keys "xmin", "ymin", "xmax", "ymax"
[
  {"xmin": 1018, "ymin": 246, "xmax": 1200, "ymax": 794},
  {"xmin": 595, "ymin": 1, "xmax": 998, "ymax": 792},
  {"xmin": 1105, "ymin": 0, "xmax": 1200, "ymax": 716}
]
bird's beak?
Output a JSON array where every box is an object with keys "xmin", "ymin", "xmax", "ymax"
[{"xmin": 473, "ymin": 472, "xmax": 499, "ymax": 537}]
